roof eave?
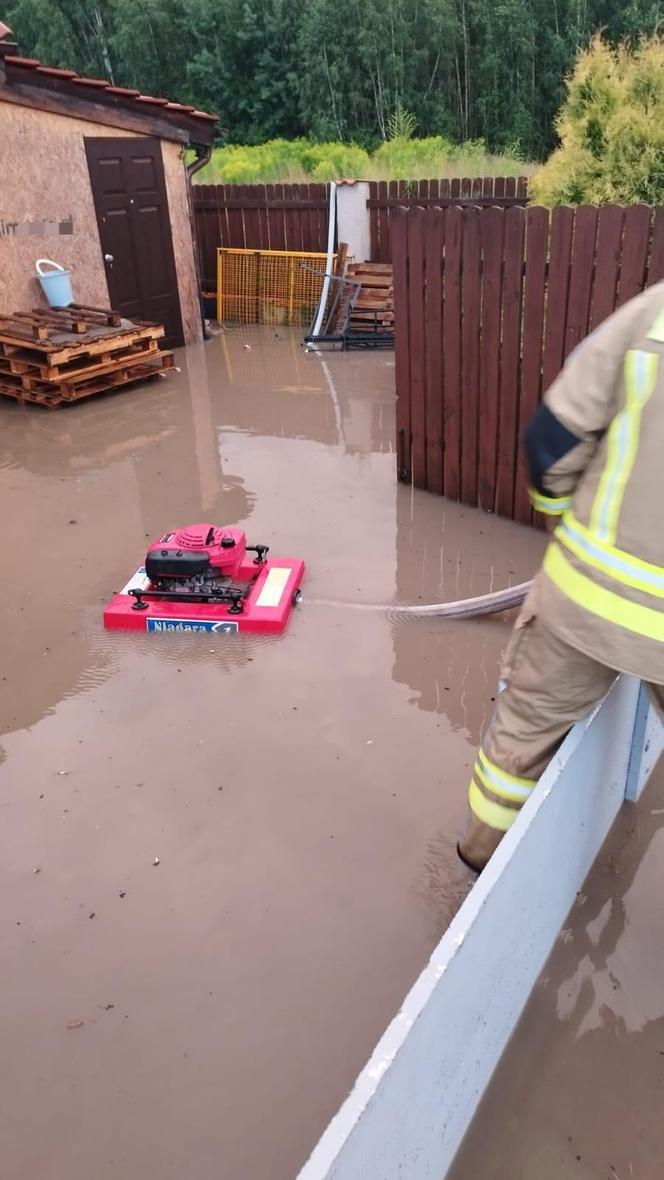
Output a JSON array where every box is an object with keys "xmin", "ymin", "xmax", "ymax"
[{"xmin": 0, "ymin": 59, "xmax": 218, "ymax": 145}]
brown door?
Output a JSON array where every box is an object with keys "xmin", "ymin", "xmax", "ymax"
[{"xmin": 85, "ymin": 136, "xmax": 185, "ymax": 348}]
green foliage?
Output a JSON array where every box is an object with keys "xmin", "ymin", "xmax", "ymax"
[
  {"xmin": 372, "ymin": 136, "xmax": 452, "ymax": 177},
  {"xmin": 195, "ymin": 137, "xmax": 531, "ymax": 183},
  {"xmin": 5, "ymin": 0, "xmax": 663, "ymax": 161},
  {"xmin": 300, "ymin": 142, "xmax": 372, "ymax": 181},
  {"xmin": 387, "ymin": 102, "xmax": 418, "ymax": 141},
  {"xmin": 532, "ymin": 34, "xmax": 664, "ymax": 205}
]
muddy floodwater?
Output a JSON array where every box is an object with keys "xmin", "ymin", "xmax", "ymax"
[
  {"xmin": 450, "ymin": 757, "xmax": 664, "ymax": 1180},
  {"xmin": 0, "ymin": 327, "xmax": 544, "ymax": 1180}
]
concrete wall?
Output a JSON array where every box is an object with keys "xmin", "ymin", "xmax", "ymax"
[
  {"xmin": 336, "ymin": 182, "xmax": 371, "ymax": 264},
  {"xmin": 0, "ymin": 102, "xmax": 201, "ymax": 343}
]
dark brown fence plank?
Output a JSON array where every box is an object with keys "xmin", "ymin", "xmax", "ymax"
[
  {"xmin": 309, "ymin": 183, "xmax": 324, "ymax": 251},
  {"xmin": 564, "ymin": 205, "xmax": 599, "ymax": 358},
  {"xmin": 369, "ymin": 181, "xmax": 379, "ymax": 261},
  {"xmin": 227, "ymin": 184, "xmax": 245, "ymax": 248},
  {"xmin": 242, "ymin": 183, "xmax": 260, "ymax": 249},
  {"xmin": 618, "ymin": 205, "xmax": 652, "ymax": 305},
  {"xmin": 364, "ymin": 176, "xmax": 527, "ymax": 262},
  {"xmin": 273, "ymin": 184, "xmax": 288, "ymax": 249},
  {"xmin": 392, "ymin": 207, "xmax": 411, "ymax": 482},
  {"xmin": 542, "ymin": 205, "xmax": 574, "ymax": 392},
  {"xmin": 505, "ymin": 176, "xmax": 517, "ymax": 198},
  {"xmin": 387, "ymin": 181, "xmax": 400, "ymax": 262},
  {"xmin": 589, "ymin": 205, "xmax": 624, "ymax": 330},
  {"xmin": 377, "ymin": 181, "xmax": 389, "ymax": 262},
  {"xmin": 263, "ymin": 184, "xmax": 276, "ymax": 249},
  {"xmin": 407, "ymin": 207, "xmax": 427, "ymax": 488},
  {"xmin": 290, "ymin": 182, "xmax": 303, "ymax": 250},
  {"xmin": 425, "ymin": 208, "xmax": 445, "ymax": 494},
  {"xmin": 442, "ymin": 206, "xmax": 463, "ymax": 501},
  {"xmin": 496, "ymin": 206, "xmax": 526, "ymax": 519},
  {"xmin": 460, "ymin": 207, "xmax": 482, "ymax": 504},
  {"xmin": 514, "ymin": 206, "xmax": 549, "ymax": 524},
  {"xmin": 311, "ymin": 183, "xmax": 325, "ymax": 252},
  {"xmin": 195, "ymin": 185, "xmax": 219, "ymax": 288},
  {"xmin": 301, "ymin": 183, "xmax": 313, "ymax": 251},
  {"xmin": 477, "ymin": 206, "xmax": 505, "ymax": 512},
  {"xmin": 648, "ymin": 207, "xmax": 664, "ymax": 285},
  {"xmin": 494, "ymin": 177, "xmax": 506, "ymax": 200},
  {"xmin": 394, "ymin": 200, "xmax": 657, "ymax": 525}
]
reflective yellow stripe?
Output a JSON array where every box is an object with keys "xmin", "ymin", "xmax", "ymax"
[
  {"xmin": 475, "ymin": 750, "xmax": 536, "ymax": 801},
  {"xmin": 474, "ymin": 762, "xmax": 531, "ymax": 804},
  {"xmin": 528, "ymin": 486, "xmax": 573, "ymax": 516},
  {"xmin": 647, "ymin": 307, "xmax": 664, "ymax": 343},
  {"xmin": 544, "ymin": 544, "xmax": 664, "ymax": 642},
  {"xmin": 556, "ymin": 511, "xmax": 664, "ymax": 599},
  {"xmin": 590, "ymin": 350, "xmax": 659, "ymax": 543},
  {"xmin": 468, "ymin": 779, "xmax": 520, "ymax": 832}
]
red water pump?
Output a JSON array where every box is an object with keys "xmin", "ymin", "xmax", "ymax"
[{"xmin": 104, "ymin": 523, "xmax": 304, "ymax": 635}]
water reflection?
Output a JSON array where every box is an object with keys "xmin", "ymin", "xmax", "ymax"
[{"xmin": 390, "ymin": 485, "xmax": 544, "ymax": 742}]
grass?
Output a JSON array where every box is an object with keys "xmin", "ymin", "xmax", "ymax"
[{"xmin": 193, "ymin": 137, "xmax": 533, "ymax": 185}]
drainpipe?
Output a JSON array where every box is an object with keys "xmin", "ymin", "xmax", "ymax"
[
  {"xmin": 186, "ymin": 143, "xmax": 213, "ymax": 341},
  {"xmin": 310, "ymin": 181, "xmax": 337, "ymax": 342}
]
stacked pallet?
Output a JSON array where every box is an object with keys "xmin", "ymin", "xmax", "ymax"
[
  {"xmin": 0, "ymin": 305, "xmax": 174, "ymax": 408},
  {"xmin": 346, "ymin": 262, "xmax": 394, "ymax": 340}
]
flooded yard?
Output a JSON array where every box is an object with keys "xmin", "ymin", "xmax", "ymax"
[
  {"xmin": 449, "ymin": 758, "xmax": 664, "ymax": 1180},
  {"xmin": 0, "ymin": 327, "xmax": 545, "ymax": 1180}
]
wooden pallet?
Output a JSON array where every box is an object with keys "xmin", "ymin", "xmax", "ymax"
[
  {"xmin": 0, "ymin": 306, "xmax": 173, "ymax": 409},
  {"xmin": 0, "ymin": 307, "xmax": 164, "ymax": 364},
  {"xmin": 346, "ymin": 263, "xmax": 395, "ymax": 339},
  {"xmin": 2, "ymin": 337, "xmax": 160, "ymax": 384},
  {"xmin": 0, "ymin": 362, "xmax": 171, "ymax": 409}
]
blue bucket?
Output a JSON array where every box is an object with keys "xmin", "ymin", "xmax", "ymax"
[{"xmin": 36, "ymin": 258, "xmax": 74, "ymax": 308}]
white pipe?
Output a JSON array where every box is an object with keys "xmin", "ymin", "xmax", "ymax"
[{"xmin": 310, "ymin": 181, "xmax": 337, "ymax": 341}]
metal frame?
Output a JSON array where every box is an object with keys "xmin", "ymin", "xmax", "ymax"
[
  {"xmin": 216, "ymin": 248, "xmax": 332, "ymax": 326},
  {"xmin": 305, "ymin": 272, "xmax": 394, "ymax": 351}
]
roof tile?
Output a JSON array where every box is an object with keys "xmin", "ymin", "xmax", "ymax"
[
  {"xmin": 36, "ymin": 65, "xmax": 77, "ymax": 78},
  {"xmin": 2, "ymin": 52, "xmax": 217, "ymax": 132}
]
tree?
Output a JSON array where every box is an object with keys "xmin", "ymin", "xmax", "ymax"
[
  {"xmin": 531, "ymin": 33, "xmax": 664, "ymax": 204},
  {"xmin": 6, "ymin": 0, "xmax": 116, "ymax": 80},
  {"xmin": 5, "ymin": 0, "xmax": 663, "ymax": 157}
]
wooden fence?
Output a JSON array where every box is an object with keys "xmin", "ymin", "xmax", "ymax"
[
  {"xmin": 193, "ymin": 183, "xmax": 330, "ymax": 288},
  {"xmin": 393, "ymin": 203, "xmax": 664, "ymax": 524},
  {"xmin": 368, "ymin": 177, "xmax": 529, "ymax": 263}
]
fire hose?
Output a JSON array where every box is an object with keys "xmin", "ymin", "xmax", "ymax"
[{"xmin": 311, "ymin": 580, "xmax": 531, "ymax": 619}]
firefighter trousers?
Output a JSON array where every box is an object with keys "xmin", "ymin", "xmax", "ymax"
[{"xmin": 457, "ymin": 609, "xmax": 664, "ymax": 873}]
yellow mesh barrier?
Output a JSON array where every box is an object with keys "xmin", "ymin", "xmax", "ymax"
[{"xmin": 216, "ymin": 248, "xmax": 332, "ymax": 327}]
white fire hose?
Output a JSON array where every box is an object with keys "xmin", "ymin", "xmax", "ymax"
[{"xmin": 312, "ymin": 581, "xmax": 531, "ymax": 618}]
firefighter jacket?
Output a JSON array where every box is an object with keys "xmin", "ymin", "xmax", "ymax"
[{"xmin": 525, "ymin": 281, "xmax": 664, "ymax": 685}]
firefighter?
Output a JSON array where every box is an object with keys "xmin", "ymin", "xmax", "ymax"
[{"xmin": 457, "ymin": 283, "xmax": 664, "ymax": 873}]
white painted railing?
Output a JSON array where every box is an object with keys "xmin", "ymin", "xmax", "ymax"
[{"xmin": 299, "ymin": 677, "xmax": 663, "ymax": 1180}]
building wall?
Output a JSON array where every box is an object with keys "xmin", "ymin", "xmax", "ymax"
[{"xmin": 0, "ymin": 102, "xmax": 201, "ymax": 343}]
